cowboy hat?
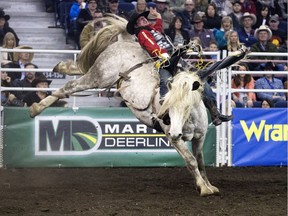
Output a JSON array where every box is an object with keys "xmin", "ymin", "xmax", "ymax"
[
  {"xmin": 13, "ymin": 45, "xmax": 34, "ymax": 62},
  {"xmin": 240, "ymin": 12, "xmax": 257, "ymax": 25},
  {"xmin": 0, "ymin": 10, "xmax": 10, "ymax": 21},
  {"xmin": 254, "ymin": 25, "xmax": 272, "ymax": 40},
  {"xmin": 31, "ymin": 75, "xmax": 52, "ymax": 87},
  {"xmin": 126, "ymin": 11, "xmax": 150, "ymax": 35}
]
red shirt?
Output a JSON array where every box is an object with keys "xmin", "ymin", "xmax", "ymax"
[{"xmin": 136, "ymin": 19, "xmax": 168, "ymax": 58}]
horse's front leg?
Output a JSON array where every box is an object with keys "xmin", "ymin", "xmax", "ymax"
[
  {"xmin": 29, "ymin": 73, "xmax": 99, "ymax": 117},
  {"xmin": 192, "ymin": 137, "xmax": 219, "ymax": 195},
  {"xmin": 172, "ymin": 139, "xmax": 216, "ymax": 196}
]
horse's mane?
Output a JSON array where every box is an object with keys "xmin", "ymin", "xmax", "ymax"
[
  {"xmin": 158, "ymin": 71, "xmax": 204, "ymax": 121},
  {"xmin": 77, "ymin": 14, "xmax": 133, "ymax": 73}
]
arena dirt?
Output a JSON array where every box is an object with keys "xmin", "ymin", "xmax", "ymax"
[{"xmin": 0, "ymin": 167, "xmax": 286, "ymax": 216}]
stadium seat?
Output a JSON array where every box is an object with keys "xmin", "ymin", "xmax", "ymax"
[
  {"xmin": 274, "ymin": 101, "xmax": 288, "ymax": 108},
  {"xmin": 118, "ymin": 2, "xmax": 135, "ymax": 14}
]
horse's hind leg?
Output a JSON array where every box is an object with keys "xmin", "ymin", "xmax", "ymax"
[
  {"xmin": 29, "ymin": 73, "xmax": 100, "ymax": 117},
  {"xmin": 192, "ymin": 137, "xmax": 219, "ymax": 195},
  {"xmin": 172, "ymin": 139, "xmax": 217, "ymax": 196}
]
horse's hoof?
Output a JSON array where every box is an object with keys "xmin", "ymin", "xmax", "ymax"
[{"xmin": 29, "ymin": 103, "xmax": 42, "ymax": 118}]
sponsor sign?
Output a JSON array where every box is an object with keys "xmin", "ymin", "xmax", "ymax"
[{"xmin": 232, "ymin": 108, "xmax": 288, "ymax": 166}]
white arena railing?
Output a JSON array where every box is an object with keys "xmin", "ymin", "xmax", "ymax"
[{"xmin": 0, "ymin": 48, "xmax": 287, "ymax": 167}]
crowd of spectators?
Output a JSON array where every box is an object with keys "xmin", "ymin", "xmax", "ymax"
[
  {"xmin": 1, "ymin": 0, "xmax": 287, "ymax": 108},
  {"xmin": 0, "ymin": 7, "xmax": 67, "ymax": 107}
]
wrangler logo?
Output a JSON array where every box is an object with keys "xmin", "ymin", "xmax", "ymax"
[{"xmin": 240, "ymin": 120, "xmax": 288, "ymax": 142}]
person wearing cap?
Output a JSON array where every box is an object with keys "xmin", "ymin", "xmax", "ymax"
[
  {"xmin": 255, "ymin": 62, "xmax": 286, "ymax": 104},
  {"xmin": 189, "ymin": 14, "xmax": 215, "ymax": 50},
  {"xmin": 228, "ymin": 0, "xmax": 243, "ymax": 30},
  {"xmin": 126, "ymin": 7, "xmax": 173, "ymax": 99},
  {"xmin": 249, "ymin": 25, "xmax": 278, "ymax": 70},
  {"xmin": 0, "ymin": 9, "xmax": 19, "ymax": 47},
  {"xmin": 155, "ymin": 0, "xmax": 175, "ymax": 30},
  {"xmin": 176, "ymin": 0, "xmax": 196, "ymax": 31},
  {"xmin": 268, "ymin": 14, "xmax": 286, "ymax": 47},
  {"xmin": 12, "ymin": 45, "xmax": 34, "ymax": 81},
  {"xmin": 237, "ymin": 12, "xmax": 257, "ymax": 47}
]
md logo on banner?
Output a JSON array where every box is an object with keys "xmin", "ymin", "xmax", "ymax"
[
  {"xmin": 35, "ymin": 116, "xmax": 102, "ymax": 155},
  {"xmin": 232, "ymin": 108, "xmax": 288, "ymax": 166},
  {"xmin": 35, "ymin": 116, "xmax": 170, "ymax": 156}
]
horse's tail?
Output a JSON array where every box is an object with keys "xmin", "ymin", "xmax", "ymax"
[{"xmin": 77, "ymin": 14, "xmax": 132, "ymax": 73}]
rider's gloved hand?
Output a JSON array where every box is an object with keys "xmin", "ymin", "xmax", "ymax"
[{"xmin": 155, "ymin": 53, "xmax": 170, "ymax": 69}]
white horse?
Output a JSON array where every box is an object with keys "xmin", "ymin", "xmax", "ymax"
[{"xmin": 29, "ymin": 14, "xmax": 247, "ymax": 196}]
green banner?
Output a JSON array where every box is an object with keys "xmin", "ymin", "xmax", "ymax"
[{"xmin": 3, "ymin": 107, "xmax": 216, "ymax": 168}]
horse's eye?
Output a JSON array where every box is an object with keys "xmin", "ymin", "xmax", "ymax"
[{"xmin": 192, "ymin": 81, "xmax": 200, "ymax": 91}]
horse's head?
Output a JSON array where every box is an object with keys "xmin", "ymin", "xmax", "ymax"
[{"xmin": 157, "ymin": 71, "xmax": 204, "ymax": 142}]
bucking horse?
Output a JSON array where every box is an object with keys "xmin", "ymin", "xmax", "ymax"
[{"xmin": 29, "ymin": 14, "xmax": 247, "ymax": 196}]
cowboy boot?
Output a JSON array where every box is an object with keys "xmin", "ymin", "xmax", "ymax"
[{"xmin": 203, "ymin": 97, "xmax": 233, "ymax": 126}]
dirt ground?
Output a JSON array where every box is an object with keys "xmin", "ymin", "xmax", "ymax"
[{"xmin": 0, "ymin": 167, "xmax": 286, "ymax": 216}]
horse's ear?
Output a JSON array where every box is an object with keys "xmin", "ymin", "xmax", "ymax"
[{"xmin": 192, "ymin": 81, "xmax": 200, "ymax": 91}]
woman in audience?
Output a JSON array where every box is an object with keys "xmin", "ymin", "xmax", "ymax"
[
  {"xmin": 253, "ymin": 4, "xmax": 270, "ymax": 29},
  {"xmin": 213, "ymin": 16, "xmax": 233, "ymax": 50},
  {"xmin": 261, "ymin": 99, "xmax": 274, "ymax": 108},
  {"xmin": 1, "ymin": 32, "xmax": 16, "ymax": 63},
  {"xmin": 231, "ymin": 63, "xmax": 256, "ymax": 108},
  {"xmin": 164, "ymin": 16, "xmax": 190, "ymax": 47},
  {"xmin": 226, "ymin": 30, "xmax": 241, "ymax": 52},
  {"xmin": 0, "ymin": 9, "xmax": 19, "ymax": 47},
  {"xmin": 203, "ymin": 3, "xmax": 222, "ymax": 30}
]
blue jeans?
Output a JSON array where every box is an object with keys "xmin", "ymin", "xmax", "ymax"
[
  {"xmin": 159, "ymin": 69, "xmax": 172, "ymax": 98},
  {"xmin": 204, "ymin": 82, "xmax": 217, "ymax": 105}
]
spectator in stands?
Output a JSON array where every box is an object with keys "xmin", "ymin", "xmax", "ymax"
[
  {"xmin": 249, "ymin": 25, "xmax": 278, "ymax": 71},
  {"xmin": 155, "ymin": 0, "xmax": 175, "ymax": 30},
  {"xmin": 226, "ymin": 30, "xmax": 241, "ymax": 52},
  {"xmin": 231, "ymin": 62, "xmax": 256, "ymax": 107},
  {"xmin": 70, "ymin": 0, "xmax": 86, "ymax": 23},
  {"xmin": 278, "ymin": 35, "xmax": 287, "ymax": 71},
  {"xmin": 12, "ymin": 45, "xmax": 34, "ymax": 81},
  {"xmin": 164, "ymin": 16, "xmax": 190, "ymax": 47},
  {"xmin": 0, "ymin": 9, "xmax": 19, "ymax": 47},
  {"xmin": 176, "ymin": 0, "xmax": 196, "ymax": 31},
  {"xmin": 240, "ymin": 0, "xmax": 256, "ymax": 14},
  {"xmin": 261, "ymin": 99, "xmax": 274, "ymax": 108},
  {"xmin": 255, "ymin": 62, "xmax": 286, "ymax": 104},
  {"xmin": 77, "ymin": 0, "xmax": 100, "ymax": 34},
  {"xmin": 276, "ymin": 0, "xmax": 287, "ymax": 21},
  {"xmin": 189, "ymin": 14, "xmax": 215, "ymax": 50},
  {"xmin": 210, "ymin": 0, "xmax": 232, "ymax": 17},
  {"xmin": 80, "ymin": 13, "xmax": 104, "ymax": 49},
  {"xmin": 1, "ymin": 32, "xmax": 17, "ymax": 63},
  {"xmin": 213, "ymin": 16, "xmax": 233, "ymax": 50},
  {"xmin": 194, "ymin": 0, "xmax": 209, "ymax": 13},
  {"xmin": 23, "ymin": 74, "xmax": 67, "ymax": 107},
  {"xmin": 44, "ymin": 0, "xmax": 56, "ymax": 13},
  {"xmin": 268, "ymin": 14, "xmax": 287, "ymax": 47},
  {"xmin": 107, "ymin": 0, "xmax": 127, "ymax": 18},
  {"xmin": 237, "ymin": 12, "xmax": 257, "ymax": 47},
  {"xmin": 253, "ymin": 4, "xmax": 270, "ymax": 29},
  {"xmin": 128, "ymin": 0, "xmax": 148, "ymax": 19},
  {"xmin": 203, "ymin": 3, "xmax": 222, "ymax": 30},
  {"xmin": 228, "ymin": 0, "xmax": 243, "ymax": 31},
  {"xmin": 11, "ymin": 63, "xmax": 41, "ymax": 101},
  {"xmin": 1, "ymin": 64, "xmax": 24, "ymax": 106}
]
